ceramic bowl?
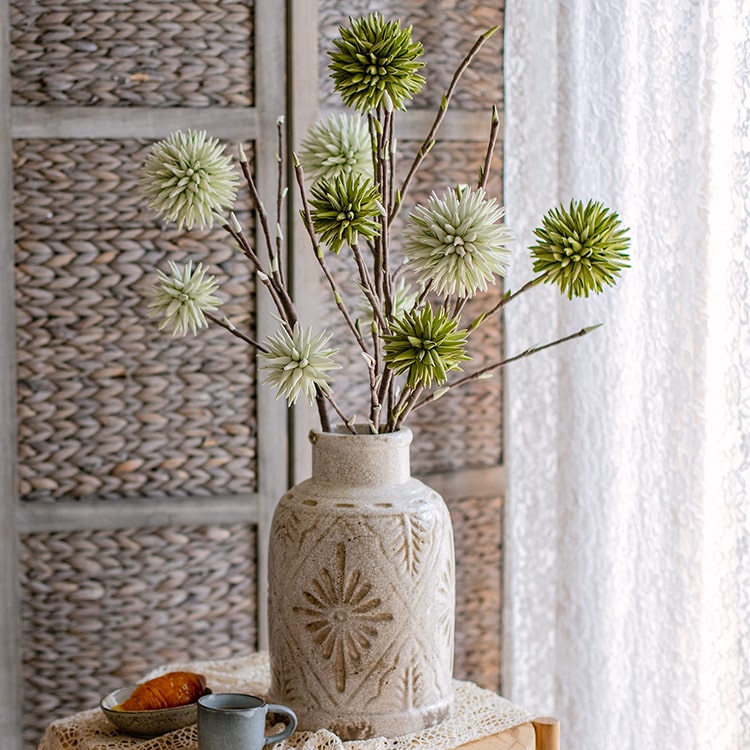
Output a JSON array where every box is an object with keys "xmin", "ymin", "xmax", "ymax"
[{"xmin": 100, "ymin": 685, "xmax": 200, "ymax": 738}]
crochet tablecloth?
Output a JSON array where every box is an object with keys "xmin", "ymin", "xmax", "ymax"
[{"xmin": 38, "ymin": 652, "xmax": 532, "ymax": 750}]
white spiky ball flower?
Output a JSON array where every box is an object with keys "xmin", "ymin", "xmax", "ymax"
[
  {"xmin": 299, "ymin": 113, "xmax": 373, "ymax": 184},
  {"xmin": 260, "ymin": 324, "xmax": 341, "ymax": 406},
  {"xmin": 403, "ymin": 185, "xmax": 513, "ymax": 298},
  {"xmin": 148, "ymin": 260, "xmax": 221, "ymax": 336},
  {"xmin": 141, "ymin": 130, "xmax": 239, "ymax": 231}
]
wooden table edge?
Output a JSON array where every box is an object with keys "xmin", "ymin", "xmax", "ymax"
[{"xmin": 455, "ymin": 721, "xmax": 535, "ymax": 750}]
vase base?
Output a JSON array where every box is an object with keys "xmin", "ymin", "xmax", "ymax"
[{"xmin": 293, "ymin": 691, "xmax": 454, "ymax": 740}]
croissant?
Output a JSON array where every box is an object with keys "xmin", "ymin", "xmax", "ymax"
[{"xmin": 116, "ymin": 671, "xmax": 208, "ymax": 711}]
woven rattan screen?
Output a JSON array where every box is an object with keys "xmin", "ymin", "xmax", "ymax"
[
  {"xmin": 13, "ymin": 138, "xmax": 257, "ymax": 502},
  {"xmin": 317, "ymin": 0, "xmax": 506, "ymax": 691},
  {"xmin": 19, "ymin": 523, "xmax": 257, "ymax": 749},
  {"xmin": 7, "ymin": 1, "xmax": 266, "ymax": 748},
  {"xmin": 10, "ymin": 0, "xmax": 255, "ymax": 108}
]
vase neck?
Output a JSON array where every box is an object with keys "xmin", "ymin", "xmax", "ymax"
[{"xmin": 310, "ymin": 428, "xmax": 412, "ymax": 486}]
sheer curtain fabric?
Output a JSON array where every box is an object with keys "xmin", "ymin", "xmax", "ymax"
[{"xmin": 503, "ymin": 1, "xmax": 749, "ymax": 748}]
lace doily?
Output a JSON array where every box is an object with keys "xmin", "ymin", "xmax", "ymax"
[{"xmin": 37, "ymin": 653, "xmax": 532, "ymax": 750}]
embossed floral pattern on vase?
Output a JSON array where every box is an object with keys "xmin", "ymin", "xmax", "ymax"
[{"xmin": 294, "ymin": 541, "xmax": 393, "ymax": 693}]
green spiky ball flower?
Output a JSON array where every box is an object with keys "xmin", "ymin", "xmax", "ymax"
[
  {"xmin": 260, "ymin": 324, "xmax": 341, "ymax": 406},
  {"xmin": 530, "ymin": 199, "xmax": 631, "ymax": 299},
  {"xmin": 403, "ymin": 185, "xmax": 513, "ymax": 297},
  {"xmin": 309, "ymin": 172, "xmax": 382, "ymax": 253},
  {"xmin": 142, "ymin": 130, "xmax": 239, "ymax": 231},
  {"xmin": 329, "ymin": 13, "xmax": 426, "ymax": 112},
  {"xmin": 148, "ymin": 260, "xmax": 221, "ymax": 336},
  {"xmin": 299, "ymin": 113, "xmax": 373, "ymax": 184},
  {"xmin": 383, "ymin": 305, "xmax": 469, "ymax": 389}
]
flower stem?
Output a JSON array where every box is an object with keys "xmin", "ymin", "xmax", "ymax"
[
  {"xmin": 222, "ymin": 220, "xmax": 296, "ymax": 331},
  {"xmin": 469, "ymin": 277, "xmax": 542, "ymax": 331},
  {"xmin": 389, "ymin": 27, "xmax": 497, "ymax": 224},
  {"xmin": 293, "ymin": 159, "xmax": 370, "ymax": 355},
  {"xmin": 205, "ymin": 311, "xmax": 268, "ymax": 352},
  {"xmin": 238, "ymin": 154, "xmax": 278, "ymax": 272},
  {"xmin": 478, "ymin": 105, "xmax": 500, "ymax": 191},
  {"xmin": 411, "ymin": 326, "xmax": 599, "ymax": 412}
]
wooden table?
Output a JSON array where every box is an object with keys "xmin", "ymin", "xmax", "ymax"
[
  {"xmin": 458, "ymin": 718, "xmax": 559, "ymax": 750},
  {"xmin": 458, "ymin": 723, "xmax": 535, "ymax": 750}
]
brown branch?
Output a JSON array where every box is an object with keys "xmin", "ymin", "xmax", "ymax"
[
  {"xmin": 478, "ymin": 105, "xmax": 500, "ymax": 191},
  {"xmin": 389, "ymin": 25, "xmax": 499, "ymax": 224},
  {"xmin": 410, "ymin": 325, "xmax": 601, "ymax": 413},
  {"xmin": 206, "ymin": 312, "xmax": 268, "ymax": 352},
  {"xmin": 469, "ymin": 277, "xmax": 542, "ymax": 331},
  {"xmin": 352, "ymin": 243, "xmax": 388, "ymax": 333},
  {"xmin": 293, "ymin": 158, "xmax": 370, "ymax": 355},
  {"xmin": 391, "ymin": 384, "xmax": 424, "ymax": 431},
  {"xmin": 222, "ymin": 220, "xmax": 296, "ymax": 330}
]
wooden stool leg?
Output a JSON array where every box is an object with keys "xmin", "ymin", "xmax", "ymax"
[{"xmin": 532, "ymin": 717, "xmax": 560, "ymax": 750}]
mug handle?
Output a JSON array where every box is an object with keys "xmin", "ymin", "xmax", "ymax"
[{"xmin": 264, "ymin": 704, "xmax": 298, "ymax": 745}]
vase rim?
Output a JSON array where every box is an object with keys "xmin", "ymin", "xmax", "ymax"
[{"xmin": 309, "ymin": 425, "xmax": 413, "ymax": 444}]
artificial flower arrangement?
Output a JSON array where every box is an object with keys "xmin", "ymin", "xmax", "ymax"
[{"xmin": 142, "ymin": 13, "xmax": 630, "ymax": 435}]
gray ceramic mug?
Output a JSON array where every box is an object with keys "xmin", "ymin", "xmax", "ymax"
[{"xmin": 197, "ymin": 693, "xmax": 297, "ymax": 750}]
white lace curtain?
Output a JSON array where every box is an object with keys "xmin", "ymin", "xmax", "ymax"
[{"xmin": 503, "ymin": 1, "xmax": 749, "ymax": 748}]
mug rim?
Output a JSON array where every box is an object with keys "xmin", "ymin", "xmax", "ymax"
[{"xmin": 198, "ymin": 693, "xmax": 266, "ymax": 711}]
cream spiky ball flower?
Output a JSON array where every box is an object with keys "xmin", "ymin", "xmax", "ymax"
[
  {"xmin": 383, "ymin": 304, "xmax": 469, "ymax": 389},
  {"xmin": 403, "ymin": 185, "xmax": 513, "ymax": 298},
  {"xmin": 148, "ymin": 260, "xmax": 221, "ymax": 336},
  {"xmin": 530, "ymin": 199, "xmax": 631, "ymax": 299},
  {"xmin": 329, "ymin": 13, "xmax": 426, "ymax": 113},
  {"xmin": 260, "ymin": 324, "xmax": 341, "ymax": 406},
  {"xmin": 142, "ymin": 129, "xmax": 239, "ymax": 231},
  {"xmin": 309, "ymin": 172, "xmax": 382, "ymax": 253},
  {"xmin": 299, "ymin": 113, "xmax": 373, "ymax": 184}
]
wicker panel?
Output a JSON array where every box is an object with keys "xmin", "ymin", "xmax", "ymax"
[
  {"xmin": 13, "ymin": 138, "xmax": 257, "ymax": 502},
  {"xmin": 318, "ymin": 0, "xmax": 504, "ymax": 112},
  {"xmin": 19, "ymin": 522, "xmax": 257, "ymax": 749},
  {"xmin": 451, "ymin": 493, "xmax": 503, "ymax": 691},
  {"xmin": 10, "ymin": 0, "xmax": 255, "ymax": 107}
]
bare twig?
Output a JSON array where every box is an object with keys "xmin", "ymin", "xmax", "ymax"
[
  {"xmin": 222, "ymin": 219, "xmax": 296, "ymax": 330},
  {"xmin": 314, "ymin": 387, "xmax": 331, "ymax": 433},
  {"xmin": 391, "ymin": 384, "xmax": 424, "ymax": 431},
  {"xmin": 478, "ymin": 105, "xmax": 500, "ymax": 191},
  {"xmin": 293, "ymin": 157, "xmax": 371, "ymax": 355},
  {"xmin": 238, "ymin": 146, "xmax": 277, "ymax": 267},
  {"xmin": 274, "ymin": 117, "xmax": 287, "ymax": 286},
  {"xmin": 469, "ymin": 277, "xmax": 543, "ymax": 331},
  {"xmin": 410, "ymin": 326, "xmax": 602, "ymax": 413},
  {"xmin": 319, "ymin": 386, "xmax": 356, "ymax": 433},
  {"xmin": 390, "ymin": 25, "xmax": 499, "ymax": 224},
  {"xmin": 206, "ymin": 312, "xmax": 268, "ymax": 351},
  {"xmin": 352, "ymin": 243, "xmax": 388, "ymax": 332}
]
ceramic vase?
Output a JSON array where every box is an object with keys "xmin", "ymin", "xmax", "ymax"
[{"xmin": 267, "ymin": 427, "xmax": 455, "ymax": 740}]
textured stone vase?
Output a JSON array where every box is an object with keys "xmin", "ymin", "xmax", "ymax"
[{"xmin": 267, "ymin": 427, "xmax": 455, "ymax": 740}]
